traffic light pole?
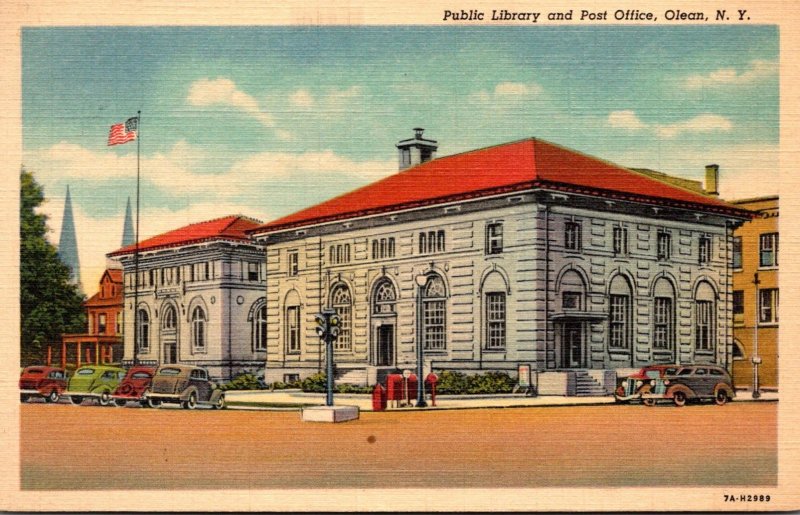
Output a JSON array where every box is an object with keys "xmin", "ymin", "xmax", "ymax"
[
  {"xmin": 325, "ymin": 323, "xmax": 334, "ymax": 407},
  {"xmin": 316, "ymin": 308, "xmax": 340, "ymax": 407}
]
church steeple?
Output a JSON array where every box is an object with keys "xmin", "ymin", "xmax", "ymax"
[
  {"xmin": 58, "ymin": 185, "xmax": 81, "ymax": 292},
  {"xmin": 121, "ymin": 196, "xmax": 134, "ymax": 247}
]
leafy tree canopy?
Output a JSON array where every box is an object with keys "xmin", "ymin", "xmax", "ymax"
[{"xmin": 20, "ymin": 167, "xmax": 85, "ymax": 365}]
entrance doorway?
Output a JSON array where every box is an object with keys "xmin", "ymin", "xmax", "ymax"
[
  {"xmin": 376, "ymin": 325, "xmax": 394, "ymax": 367},
  {"xmin": 560, "ymin": 321, "xmax": 585, "ymax": 368}
]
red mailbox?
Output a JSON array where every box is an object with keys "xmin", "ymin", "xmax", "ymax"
[
  {"xmin": 406, "ymin": 374, "xmax": 418, "ymax": 403},
  {"xmin": 372, "ymin": 383, "xmax": 387, "ymax": 411},
  {"xmin": 425, "ymin": 373, "xmax": 439, "ymax": 407},
  {"xmin": 386, "ymin": 374, "xmax": 404, "ymax": 408}
]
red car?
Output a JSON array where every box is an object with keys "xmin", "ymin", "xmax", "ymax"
[
  {"xmin": 111, "ymin": 365, "xmax": 157, "ymax": 407},
  {"xmin": 20, "ymin": 366, "xmax": 68, "ymax": 403},
  {"xmin": 614, "ymin": 364, "xmax": 679, "ymax": 405}
]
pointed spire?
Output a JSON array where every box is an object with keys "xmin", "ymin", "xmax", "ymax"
[
  {"xmin": 58, "ymin": 185, "xmax": 82, "ymax": 292},
  {"xmin": 121, "ymin": 196, "xmax": 135, "ymax": 247}
]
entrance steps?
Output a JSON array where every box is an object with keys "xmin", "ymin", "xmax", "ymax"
[
  {"xmin": 574, "ymin": 370, "xmax": 610, "ymax": 396},
  {"xmin": 335, "ymin": 367, "xmax": 368, "ymax": 386}
]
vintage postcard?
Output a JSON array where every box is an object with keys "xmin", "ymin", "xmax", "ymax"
[{"xmin": 1, "ymin": 0, "xmax": 799, "ymax": 511}]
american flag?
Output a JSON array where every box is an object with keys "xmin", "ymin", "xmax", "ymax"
[{"xmin": 108, "ymin": 117, "xmax": 138, "ymax": 146}]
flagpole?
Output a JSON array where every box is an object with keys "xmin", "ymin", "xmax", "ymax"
[{"xmin": 133, "ymin": 111, "xmax": 141, "ymax": 366}]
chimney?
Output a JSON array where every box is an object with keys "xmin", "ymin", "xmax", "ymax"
[
  {"xmin": 396, "ymin": 127, "xmax": 438, "ymax": 171},
  {"xmin": 705, "ymin": 164, "xmax": 719, "ymax": 196}
]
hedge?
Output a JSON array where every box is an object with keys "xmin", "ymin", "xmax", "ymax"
[{"xmin": 434, "ymin": 370, "xmax": 516, "ymax": 395}]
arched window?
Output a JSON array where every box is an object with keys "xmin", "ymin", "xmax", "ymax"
[
  {"xmin": 191, "ymin": 306, "xmax": 206, "ymax": 352},
  {"xmin": 330, "ymin": 284, "xmax": 352, "ymax": 351},
  {"xmin": 482, "ymin": 271, "xmax": 508, "ymax": 350},
  {"xmin": 653, "ymin": 278, "xmax": 676, "ymax": 353},
  {"xmin": 372, "ymin": 279, "xmax": 397, "ymax": 315},
  {"xmin": 136, "ymin": 308, "xmax": 150, "ymax": 352},
  {"xmin": 559, "ymin": 269, "xmax": 586, "ymax": 311},
  {"xmin": 162, "ymin": 305, "xmax": 177, "ymax": 330},
  {"xmin": 422, "ymin": 274, "xmax": 447, "ymax": 351},
  {"xmin": 253, "ymin": 303, "xmax": 267, "ymax": 352},
  {"xmin": 733, "ymin": 339, "xmax": 746, "ymax": 360},
  {"xmin": 609, "ymin": 275, "xmax": 632, "ymax": 351},
  {"xmin": 695, "ymin": 282, "xmax": 716, "ymax": 352}
]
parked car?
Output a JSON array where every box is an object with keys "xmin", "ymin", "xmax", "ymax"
[
  {"xmin": 66, "ymin": 365, "xmax": 126, "ymax": 406},
  {"xmin": 146, "ymin": 365, "xmax": 225, "ymax": 409},
  {"xmin": 111, "ymin": 364, "xmax": 157, "ymax": 407},
  {"xmin": 19, "ymin": 366, "xmax": 68, "ymax": 403},
  {"xmin": 640, "ymin": 365, "xmax": 735, "ymax": 407},
  {"xmin": 614, "ymin": 365, "xmax": 679, "ymax": 405}
]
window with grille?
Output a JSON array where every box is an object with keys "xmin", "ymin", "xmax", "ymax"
[
  {"xmin": 331, "ymin": 285, "xmax": 352, "ymax": 351},
  {"xmin": 373, "ymin": 280, "xmax": 396, "ymax": 314},
  {"xmin": 760, "ymin": 233, "xmax": 778, "ymax": 267},
  {"xmin": 565, "ymin": 221, "xmax": 581, "ymax": 251},
  {"xmin": 285, "ymin": 305, "xmax": 299, "ymax": 353},
  {"xmin": 695, "ymin": 300, "xmax": 713, "ymax": 351},
  {"xmin": 485, "ymin": 292, "xmax": 506, "ymax": 350},
  {"xmin": 609, "ymin": 294, "xmax": 629, "ymax": 349},
  {"xmin": 422, "ymin": 275, "xmax": 446, "ymax": 350},
  {"xmin": 486, "ymin": 223, "xmax": 503, "ymax": 254},
  {"xmin": 191, "ymin": 306, "xmax": 206, "ymax": 352},
  {"xmin": 653, "ymin": 297, "xmax": 673, "ymax": 350},
  {"xmin": 759, "ymin": 288, "xmax": 779, "ymax": 324},
  {"xmin": 162, "ymin": 306, "xmax": 177, "ymax": 330},
  {"xmin": 253, "ymin": 304, "xmax": 268, "ymax": 352},
  {"xmin": 613, "ymin": 226, "xmax": 628, "ymax": 255}
]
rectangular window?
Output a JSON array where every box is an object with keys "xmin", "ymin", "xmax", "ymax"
[
  {"xmin": 733, "ymin": 290, "xmax": 745, "ymax": 325},
  {"xmin": 565, "ymin": 221, "xmax": 581, "ymax": 251},
  {"xmin": 372, "ymin": 240, "xmax": 378, "ymax": 260},
  {"xmin": 760, "ymin": 233, "xmax": 778, "ymax": 267},
  {"xmin": 613, "ymin": 226, "xmax": 628, "ymax": 255},
  {"xmin": 423, "ymin": 300, "xmax": 446, "ymax": 350},
  {"xmin": 419, "ymin": 231, "xmax": 446, "ymax": 254},
  {"xmin": 657, "ymin": 231, "xmax": 671, "ymax": 260},
  {"xmin": 695, "ymin": 300, "xmax": 714, "ymax": 351},
  {"xmin": 437, "ymin": 230, "xmax": 445, "ymax": 252},
  {"xmin": 485, "ymin": 293, "xmax": 506, "ymax": 350},
  {"xmin": 698, "ymin": 235, "xmax": 711, "ymax": 264},
  {"xmin": 609, "ymin": 294, "xmax": 629, "ymax": 349},
  {"xmin": 388, "ymin": 237, "xmax": 395, "ymax": 257},
  {"xmin": 486, "ymin": 222, "xmax": 503, "ymax": 254},
  {"xmin": 562, "ymin": 292, "xmax": 581, "ymax": 310},
  {"xmin": 653, "ymin": 297, "xmax": 673, "ymax": 350},
  {"xmin": 115, "ymin": 314, "xmax": 121, "ymax": 335},
  {"xmin": 149, "ymin": 270, "xmax": 155, "ymax": 286},
  {"xmin": 286, "ymin": 306, "xmax": 300, "ymax": 353},
  {"xmin": 732, "ymin": 236, "xmax": 743, "ymax": 269},
  {"xmin": 287, "ymin": 252, "xmax": 298, "ymax": 277},
  {"xmin": 98, "ymin": 313, "xmax": 107, "ymax": 335},
  {"xmin": 759, "ymin": 288, "xmax": 779, "ymax": 324}
]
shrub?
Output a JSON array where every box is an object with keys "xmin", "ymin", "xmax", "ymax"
[
  {"xmin": 299, "ymin": 372, "xmax": 373, "ymax": 394},
  {"xmin": 219, "ymin": 372, "xmax": 261, "ymax": 391},
  {"xmin": 269, "ymin": 380, "xmax": 301, "ymax": 390},
  {"xmin": 435, "ymin": 370, "xmax": 515, "ymax": 395}
]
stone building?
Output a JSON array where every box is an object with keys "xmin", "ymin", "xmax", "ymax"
[
  {"xmin": 108, "ymin": 215, "xmax": 266, "ymax": 380},
  {"xmin": 249, "ymin": 132, "xmax": 752, "ymax": 394}
]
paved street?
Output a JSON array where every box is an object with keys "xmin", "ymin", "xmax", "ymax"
[{"xmin": 21, "ymin": 401, "xmax": 776, "ymax": 490}]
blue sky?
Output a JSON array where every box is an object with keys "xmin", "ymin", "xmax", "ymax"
[{"xmin": 22, "ymin": 25, "xmax": 779, "ymax": 289}]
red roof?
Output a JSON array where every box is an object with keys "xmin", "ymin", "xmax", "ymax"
[
  {"xmin": 251, "ymin": 138, "xmax": 750, "ymax": 235},
  {"xmin": 109, "ymin": 215, "xmax": 262, "ymax": 257},
  {"xmin": 104, "ymin": 269, "xmax": 123, "ymax": 284}
]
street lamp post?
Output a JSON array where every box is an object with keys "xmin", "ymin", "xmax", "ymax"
[
  {"xmin": 415, "ymin": 274, "xmax": 428, "ymax": 408},
  {"xmin": 752, "ymin": 273, "xmax": 761, "ymax": 399}
]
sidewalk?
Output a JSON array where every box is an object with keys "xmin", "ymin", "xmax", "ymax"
[{"xmin": 224, "ymin": 389, "xmax": 778, "ymax": 412}]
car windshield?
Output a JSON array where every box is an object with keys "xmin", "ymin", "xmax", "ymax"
[
  {"xmin": 158, "ymin": 368, "xmax": 182, "ymax": 376},
  {"xmin": 131, "ymin": 372, "xmax": 152, "ymax": 379},
  {"xmin": 76, "ymin": 368, "xmax": 95, "ymax": 375}
]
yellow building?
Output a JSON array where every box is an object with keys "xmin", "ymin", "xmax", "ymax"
[{"xmin": 731, "ymin": 196, "xmax": 778, "ymax": 391}]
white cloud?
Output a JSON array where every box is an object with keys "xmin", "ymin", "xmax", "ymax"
[
  {"xmin": 187, "ymin": 78, "xmax": 274, "ymax": 126},
  {"xmin": 325, "ymin": 85, "xmax": 363, "ymax": 105},
  {"xmin": 607, "ymin": 110, "xmax": 647, "ymax": 130},
  {"xmin": 289, "ymin": 89, "xmax": 315, "ymax": 108},
  {"xmin": 656, "ymin": 114, "xmax": 733, "ymax": 139},
  {"xmin": 685, "ymin": 60, "xmax": 778, "ymax": 90},
  {"xmin": 494, "ymin": 82, "xmax": 543, "ymax": 96}
]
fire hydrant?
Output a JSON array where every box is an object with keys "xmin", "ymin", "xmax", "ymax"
[{"xmin": 371, "ymin": 383, "xmax": 387, "ymax": 412}]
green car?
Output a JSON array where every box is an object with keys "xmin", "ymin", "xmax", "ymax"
[{"xmin": 66, "ymin": 365, "xmax": 126, "ymax": 406}]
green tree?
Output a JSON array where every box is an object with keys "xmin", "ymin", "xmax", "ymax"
[{"xmin": 20, "ymin": 168, "xmax": 85, "ymax": 366}]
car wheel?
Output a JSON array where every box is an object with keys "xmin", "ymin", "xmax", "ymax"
[
  {"xmin": 20, "ymin": 394, "xmax": 30, "ymax": 403},
  {"xmin": 98, "ymin": 391, "xmax": 111, "ymax": 406},
  {"xmin": 45, "ymin": 390, "xmax": 60, "ymax": 403},
  {"xmin": 643, "ymin": 398, "xmax": 656, "ymax": 407},
  {"xmin": 212, "ymin": 394, "xmax": 226, "ymax": 410},
  {"xmin": 714, "ymin": 390, "xmax": 729, "ymax": 406},
  {"xmin": 146, "ymin": 397, "xmax": 162, "ymax": 409},
  {"xmin": 114, "ymin": 399, "xmax": 127, "ymax": 407},
  {"xmin": 182, "ymin": 393, "xmax": 197, "ymax": 410},
  {"xmin": 71, "ymin": 396, "xmax": 84, "ymax": 405},
  {"xmin": 673, "ymin": 391, "xmax": 687, "ymax": 407}
]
